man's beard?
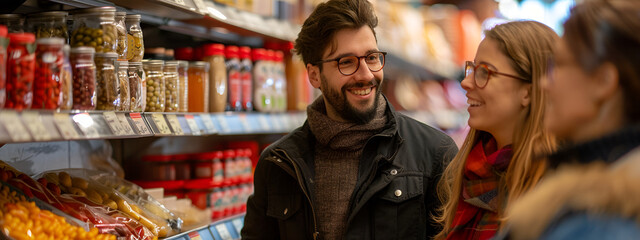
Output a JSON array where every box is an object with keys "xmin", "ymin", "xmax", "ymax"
[{"xmin": 320, "ymin": 74, "xmax": 382, "ymax": 124}]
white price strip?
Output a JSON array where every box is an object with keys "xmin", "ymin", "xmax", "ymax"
[
  {"xmin": 165, "ymin": 115, "xmax": 184, "ymax": 135},
  {"xmin": 21, "ymin": 111, "xmax": 52, "ymax": 141},
  {"xmin": 184, "ymin": 115, "xmax": 201, "ymax": 135},
  {"xmin": 238, "ymin": 114, "xmax": 251, "ymax": 132},
  {"xmin": 116, "ymin": 113, "xmax": 136, "ymax": 135},
  {"xmin": 151, "ymin": 113, "xmax": 172, "ymax": 135},
  {"xmin": 129, "ymin": 113, "xmax": 151, "ymax": 135},
  {"xmin": 199, "ymin": 114, "xmax": 216, "ymax": 133},
  {"xmin": 0, "ymin": 111, "xmax": 31, "ymax": 142},
  {"xmin": 215, "ymin": 224, "xmax": 233, "ymax": 240},
  {"xmin": 258, "ymin": 115, "xmax": 270, "ymax": 131},
  {"xmin": 53, "ymin": 113, "xmax": 80, "ymax": 139},
  {"xmin": 232, "ymin": 218, "xmax": 243, "ymax": 236},
  {"xmin": 102, "ymin": 112, "xmax": 127, "ymax": 136},
  {"xmin": 216, "ymin": 114, "xmax": 231, "ymax": 133},
  {"xmin": 72, "ymin": 113, "xmax": 100, "ymax": 138},
  {"xmin": 271, "ymin": 114, "xmax": 283, "ymax": 131}
]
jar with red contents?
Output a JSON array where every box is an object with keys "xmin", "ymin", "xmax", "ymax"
[
  {"xmin": 6, "ymin": 32, "xmax": 36, "ymax": 110},
  {"xmin": 0, "ymin": 25, "xmax": 7, "ymax": 109},
  {"xmin": 33, "ymin": 37, "xmax": 64, "ymax": 109},
  {"xmin": 240, "ymin": 148, "xmax": 253, "ymax": 183},
  {"xmin": 210, "ymin": 187, "xmax": 224, "ymax": 219},
  {"xmin": 70, "ymin": 47, "xmax": 96, "ymax": 110},
  {"xmin": 172, "ymin": 154, "xmax": 191, "ymax": 180},
  {"xmin": 193, "ymin": 151, "xmax": 224, "ymax": 186},
  {"xmin": 223, "ymin": 149, "xmax": 237, "ymax": 186},
  {"xmin": 142, "ymin": 154, "xmax": 176, "ymax": 181}
]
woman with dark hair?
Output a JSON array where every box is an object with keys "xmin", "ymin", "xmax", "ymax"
[{"xmin": 502, "ymin": 0, "xmax": 640, "ymax": 239}]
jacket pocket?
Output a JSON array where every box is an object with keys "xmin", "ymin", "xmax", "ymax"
[
  {"xmin": 266, "ymin": 193, "xmax": 306, "ymax": 240},
  {"xmin": 372, "ymin": 175, "xmax": 425, "ymax": 240}
]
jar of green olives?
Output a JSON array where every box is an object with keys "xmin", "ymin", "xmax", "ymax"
[
  {"xmin": 27, "ymin": 11, "xmax": 69, "ymax": 41},
  {"xmin": 163, "ymin": 60, "xmax": 179, "ymax": 112},
  {"xmin": 71, "ymin": 7, "xmax": 117, "ymax": 53},
  {"xmin": 143, "ymin": 60, "xmax": 164, "ymax": 112},
  {"xmin": 95, "ymin": 52, "xmax": 120, "ymax": 110},
  {"xmin": 128, "ymin": 61, "xmax": 145, "ymax": 112},
  {"xmin": 114, "ymin": 12, "xmax": 127, "ymax": 60}
]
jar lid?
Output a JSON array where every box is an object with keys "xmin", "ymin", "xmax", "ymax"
[
  {"xmin": 175, "ymin": 47, "xmax": 193, "ymax": 61},
  {"xmin": 244, "ymin": 148, "xmax": 253, "ymax": 157},
  {"xmin": 234, "ymin": 149, "xmax": 245, "ymax": 157},
  {"xmin": 202, "ymin": 43, "xmax": 224, "ymax": 57},
  {"xmin": 142, "ymin": 154, "xmax": 173, "ymax": 162},
  {"xmin": 164, "ymin": 60, "xmax": 179, "ymax": 67},
  {"xmin": 239, "ymin": 46, "xmax": 251, "ymax": 59},
  {"xmin": 265, "ymin": 50, "xmax": 275, "ymax": 61},
  {"xmin": 125, "ymin": 14, "xmax": 141, "ymax": 21},
  {"xmin": 116, "ymin": 60, "xmax": 129, "ymax": 67},
  {"xmin": 197, "ymin": 150, "xmax": 223, "ymax": 160},
  {"xmin": 225, "ymin": 45, "xmax": 239, "ymax": 59},
  {"xmin": 176, "ymin": 60, "xmax": 189, "ymax": 68},
  {"xmin": 274, "ymin": 50, "xmax": 284, "ymax": 62},
  {"xmin": 189, "ymin": 61, "xmax": 209, "ymax": 67},
  {"xmin": 115, "ymin": 11, "xmax": 126, "ymax": 17},
  {"xmin": 128, "ymin": 61, "xmax": 142, "ymax": 66},
  {"xmin": 172, "ymin": 154, "xmax": 189, "ymax": 161},
  {"xmin": 143, "ymin": 59, "xmax": 164, "ymax": 66},
  {"xmin": 74, "ymin": 6, "xmax": 116, "ymax": 14},
  {"xmin": 0, "ymin": 25, "xmax": 7, "ymax": 37},
  {"xmin": 8, "ymin": 33, "xmax": 35, "ymax": 43},
  {"xmin": 95, "ymin": 52, "xmax": 119, "ymax": 58},
  {"xmin": 223, "ymin": 149, "xmax": 236, "ymax": 158},
  {"xmin": 0, "ymin": 14, "xmax": 23, "ymax": 21},
  {"xmin": 70, "ymin": 46, "xmax": 95, "ymax": 54},
  {"xmin": 27, "ymin": 11, "xmax": 68, "ymax": 19},
  {"xmin": 35, "ymin": 37, "xmax": 65, "ymax": 45},
  {"xmin": 251, "ymin": 48, "xmax": 266, "ymax": 61}
]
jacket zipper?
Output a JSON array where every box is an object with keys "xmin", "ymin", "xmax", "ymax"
[{"xmin": 272, "ymin": 149, "xmax": 320, "ymax": 240}]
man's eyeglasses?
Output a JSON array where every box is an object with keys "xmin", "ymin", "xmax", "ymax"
[
  {"xmin": 315, "ymin": 51, "xmax": 387, "ymax": 76},
  {"xmin": 464, "ymin": 61, "xmax": 529, "ymax": 88}
]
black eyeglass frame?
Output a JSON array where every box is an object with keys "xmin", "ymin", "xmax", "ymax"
[
  {"xmin": 465, "ymin": 61, "xmax": 529, "ymax": 88},
  {"xmin": 314, "ymin": 51, "xmax": 387, "ymax": 76}
]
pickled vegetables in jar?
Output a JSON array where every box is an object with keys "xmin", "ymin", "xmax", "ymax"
[
  {"xmin": 94, "ymin": 52, "xmax": 120, "ymax": 110},
  {"xmin": 6, "ymin": 33, "xmax": 35, "ymax": 110},
  {"xmin": 33, "ymin": 37, "xmax": 64, "ymax": 110},
  {"xmin": 71, "ymin": 7, "xmax": 117, "ymax": 53}
]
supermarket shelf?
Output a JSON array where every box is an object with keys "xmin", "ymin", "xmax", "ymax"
[
  {"xmin": 163, "ymin": 214, "xmax": 244, "ymax": 240},
  {"xmin": 0, "ymin": 110, "xmax": 305, "ymax": 143}
]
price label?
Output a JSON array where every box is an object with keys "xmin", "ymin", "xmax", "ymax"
[
  {"xmin": 183, "ymin": 115, "xmax": 201, "ymax": 135},
  {"xmin": 166, "ymin": 115, "xmax": 184, "ymax": 135},
  {"xmin": 216, "ymin": 114, "xmax": 231, "ymax": 133},
  {"xmin": 271, "ymin": 114, "xmax": 283, "ymax": 131},
  {"xmin": 53, "ymin": 113, "xmax": 80, "ymax": 139},
  {"xmin": 238, "ymin": 114, "xmax": 252, "ymax": 132},
  {"xmin": 232, "ymin": 218, "xmax": 244, "ymax": 236},
  {"xmin": 21, "ymin": 111, "xmax": 52, "ymax": 141},
  {"xmin": 215, "ymin": 224, "xmax": 233, "ymax": 240},
  {"xmin": 0, "ymin": 111, "xmax": 31, "ymax": 142},
  {"xmin": 187, "ymin": 231, "xmax": 202, "ymax": 240},
  {"xmin": 258, "ymin": 114, "xmax": 271, "ymax": 132},
  {"xmin": 129, "ymin": 113, "xmax": 151, "ymax": 135},
  {"xmin": 116, "ymin": 113, "xmax": 136, "ymax": 135},
  {"xmin": 103, "ymin": 112, "xmax": 127, "ymax": 136},
  {"xmin": 199, "ymin": 114, "xmax": 216, "ymax": 133},
  {"xmin": 151, "ymin": 113, "xmax": 172, "ymax": 135},
  {"xmin": 72, "ymin": 112, "xmax": 100, "ymax": 138}
]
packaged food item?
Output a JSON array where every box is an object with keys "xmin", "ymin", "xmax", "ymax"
[
  {"xmin": 6, "ymin": 33, "xmax": 35, "ymax": 110},
  {"xmin": 202, "ymin": 43, "xmax": 227, "ymax": 112},
  {"xmin": 187, "ymin": 61, "xmax": 209, "ymax": 112},
  {"xmin": 192, "ymin": 151, "xmax": 224, "ymax": 186},
  {"xmin": 143, "ymin": 60, "xmax": 164, "ymax": 112},
  {"xmin": 116, "ymin": 60, "xmax": 130, "ymax": 111},
  {"xmin": 210, "ymin": 187, "xmax": 224, "ymax": 219},
  {"xmin": 71, "ymin": 7, "xmax": 117, "ymax": 53},
  {"xmin": 60, "ymin": 44, "xmax": 73, "ymax": 110},
  {"xmin": 142, "ymin": 154, "xmax": 175, "ymax": 181},
  {"xmin": 225, "ymin": 45, "xmax": 242, "ymax": 111},
  {"xmin": 95, "ymin": 52, "xmax": 120, "ymax": 110},
  {"xmin": 70, "ymin": 47, "xmax": 97, "ymax": 110},
  {"xmin": 128, "ymin": 61, "xmax": 145, "ymax": 112},
  {"xmin": 174, "ymin": 47, "xmax": 193, "ymax": 61},
  {"xmin": 0, "ymin": 14, "xmax": 24, "ymax": 33},
  {"xmin": 252, "ymin": 48, "xmax": 273, "ymax": 112},
  {"xmin": 33, "ymin": 37, "xmax": 64, "ymax": 110},
  {"xmin": 163, "ymin": 60, "xmax": 179, "ymax": 112},
  {"xmin": 177, "ymin": 60, "xmax": 189, "ymax": 112},
  {"xmin": 26, "ymin": 11, "xmax": 69, "ymax": 40},
  {"xmin": 239, "ymin": 46, "xmax": 253, "ymax": 111},
  {"xmin": 125, "ymin": 15, "xmax": 144, "ymax": 62},
  {"xmin": 223, "ymin": 149, "xmax": 237, "ymax": 185},
  {"xmin": 273, "ymin": 50, "xmax": 287, "ymax": 112},
  {"xmin": 0, "ymin": 25, "xmax": 8, "ymax": 109},
  {"xmin": 114, "ymin": 12, "xmax": 127, "ymax": 60},
  {"xmin": 284, "ymin": 41, "xmax": 310, "ymax": 111}
]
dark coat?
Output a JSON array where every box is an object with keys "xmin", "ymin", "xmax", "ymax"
[{"xmin": 241, "ymin": 101, "xmax": 458, "ymax": 240}]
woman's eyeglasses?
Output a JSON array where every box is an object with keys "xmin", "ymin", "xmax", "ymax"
[{"xmin": 465, "ymin": 61, "xmax": 529, "ymax": 88}]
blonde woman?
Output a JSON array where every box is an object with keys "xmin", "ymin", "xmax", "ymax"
[{"xmin": 434, "ymin": 21, "xmax": 558, "ymax": 240}]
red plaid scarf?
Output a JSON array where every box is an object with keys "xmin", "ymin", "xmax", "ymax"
[{"xmin": 446, "ymin": 137, "xmax": 512, "ymax": 240}]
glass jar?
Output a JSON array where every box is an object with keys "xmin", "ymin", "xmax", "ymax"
[
  {"xmin": 203, "ymin": 43, "xmax": 227, "ymax": 112},
  {"xmin": 115, "ymin": 60, "xmax": 130, "ymax": 111},
  {"xmin": 26, "ymin": 11, "xmax": 69, "ymax": 41},
  {"xmin": 94, "ymin": 52, "xmax": 120, "ymax": 110},
  {"xmin": 70, "ymin": 47, "xmax": 97, "ymax": 110},
  {"xmin": 163, "ymin": 60, "xmax": 179, "ymax": 112},
  {"xmin": 192, "ymin": 151, "xmax": 224, "ymax": 185},
  {"xmin": 0, "ymin": 14, "xmax": 24, "ymax": 33},
  {"xmin": 273, "ymin": 50, "xmax": 287, "ymax": 112},
  {"xmin": 33, "ymin": 37, "xmax": 64, "ymax": 110},
  {"xmin": 252, "ymin": 48, "xmax": 272, "ymax": 112},
  {"xmin": 128, "ymin": 61, "xmax": 145, "ymax": 112},
  {"xmin": 225, "ymin": 46, "xmax": 242, "ymax": 111},
  {"xmin": 6, "ymin": 33, "xmax": 35, "ymax": 110},
  {"xmin": 60, "ymin": 45, "xmax": 73, "ymax": 110},
  {"xmin": 125, "ymin": 14, "xmax": 144, "ymax": 62},
  {"xmin": 0, "ymin": 26, "xmax": 7, "ymax": 109},
  {"xmin": 143, "ymin": 60, "xmax": 165, "ymax": 112},
  {"xmin": 239, "ymin": 46, "xmax": 253, "ymax": 111},
  {"xmin": 187, "ymin": 61, "xmax": 209, "ymax": 112},
  {"xmin": 114, "ymin": 12, "xmax": 127, "ymax": 60},
  {"xmin": 177, "ymin": 60, "xmax": 189, "ymax": 112},
  {"xmin": 71, "ymin": 7, "xmax": 117, "ymax": 53}
]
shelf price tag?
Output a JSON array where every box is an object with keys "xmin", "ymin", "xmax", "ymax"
[
  {"xmin": 72, "ymin": 112, "xmax": 100, "ymax": 138},
  {"xmin": 258, "ymin": 114, "xmax": 271, "ymax": 132},
  {"xmin": 271, "ymin": 114, "xmax": 283, "ymax": 132},
  {"xmin": 166, "ymin": 114, "xmax": 184, "ymax": 135},
  {"xmin": 53, "ymin": 113, "xmax": 80, "ymax": 139},
  {"xmin": 116, "ymin": 113, "xmax": 136, "ymax": 135},
  {"xmin": 184, "ymin": 114, "xmax": 201, "ymax": 135},
  {"xmin": 216, "ymin": 114, "xmax": 231, "ymax": 133},
  {"xmin": 199, "ymin": 114, "xmax": 216, "ymax": 134},
  {"xmin": 129, "ymin": 113, "xmax": 151, "ymax": 135},
  {"xmin": 151, "ymin": 113, "xmax": 172, "ymax": 135},
  {"xmin": 0, "ymin": 111, "xmax": 32, "ymax": 142},
  {"xmin": 231, "ymin": 218, "xmax": 243, "ymax": 236},
  {"xmin": 238, "ymin": 114, "xmax": 251, "ymax": 133},
  {"xmin": 21, "ymin": 111, "xmax": 53, "ymax": 141},
  {"xmin": 102, "ymin": 112, "xmax": 127, "ymax": 136},
  {"xmin": 215, "ymin": 223, "xmax": 233, "ymax": 240}
]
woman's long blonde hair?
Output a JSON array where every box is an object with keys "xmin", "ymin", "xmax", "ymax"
[{"xmin": 434, "ymin": 21, "xmax": 558, "ymax": 239}]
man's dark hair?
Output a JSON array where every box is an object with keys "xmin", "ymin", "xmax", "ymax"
[{"xmin": 294, "ymin": 0, "xmax": 378, "ymax": 69}]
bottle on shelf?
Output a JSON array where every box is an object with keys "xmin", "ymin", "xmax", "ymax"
[
  {"xmin": 225, "ymin": 45, "xmax": 242, "ymax": 112},
  {"xmin": 203, "ymin": 44, "xmax": 227, "ymax": 113},
  {"xmin": 251, "ymin": 48, "xmax": 272, "ymax": 112},
  {"xmin": 187, "ymin": 61, "xmax": 209, "ymax": 112},
  {"xmin": 239, "ymin": 46, "xmax": 253, "ymax": 111},
  {"xmin": 177, "ymin": 60, "xmax": 189, "ymax": 112},
  {"xmin": 164, "ymin": 60, "xmax": 179, "ymax": 112},
  {"xmin": 273, "ymin": 50, "xmax": 287, "ymax": 112}
]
